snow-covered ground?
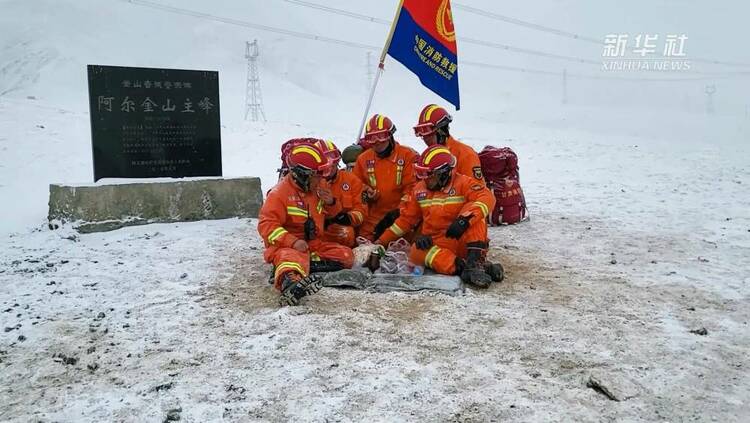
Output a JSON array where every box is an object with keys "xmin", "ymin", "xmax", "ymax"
[{"xmin": 2, "ymin": 0, "xmax": 750, "ymax": 421}]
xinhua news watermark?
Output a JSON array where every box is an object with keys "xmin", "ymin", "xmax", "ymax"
[{"xmin": 602, "ymin": 33, "xmax": 691, "ymax": 72}]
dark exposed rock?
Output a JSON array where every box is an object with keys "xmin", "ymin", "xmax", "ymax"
[
  {"xmin": 586, "ymin": 372, "xmax": 639, "ymax": 402},
  {"xmin": 53, "ymin": 353, "xmax": 78, "ymax": 365},
  {"xmin": 151, "ymin": 382, "xmax": 174, "ymax": 392}
]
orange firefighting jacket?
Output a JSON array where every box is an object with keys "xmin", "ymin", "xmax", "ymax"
[
  {"xmin": 328, "ymin": 169, "xmax": 368, "ymax": 226},
  {"xmin": 445, "ymin": 136, "xmax": 485, "ymax": 185},
  {"xmin": 259, "ymin": 175, "xmax": 342, "ymax": 251},
  {"xmin": 353, "ymin": 141, "xmax": 419, "ymax": 234},
  {"xmin": 377, "ymin": 172, "xmax": 495, "ymax": 245}
]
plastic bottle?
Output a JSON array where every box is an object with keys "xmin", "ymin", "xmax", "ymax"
[{"xmin": 412, "ymin": 265, "xmax": 424, "ymax": 276}]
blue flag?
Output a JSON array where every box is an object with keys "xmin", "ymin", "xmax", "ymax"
[{"xmin": 387, "ymin": 0, "xmax": 460, "ymax": 110}]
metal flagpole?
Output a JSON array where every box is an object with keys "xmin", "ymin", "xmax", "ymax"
[{"xmin": 354, "ymin": 0, "xmax": 405, "ymax": 142}]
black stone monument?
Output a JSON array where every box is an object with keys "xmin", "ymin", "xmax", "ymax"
[{"xmin": 87, "ymin": 65, "xmax": 222, "ymax": 182}]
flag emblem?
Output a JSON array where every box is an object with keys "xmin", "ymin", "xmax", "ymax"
[
  {"xmin": 436, "ymin": 0, "xmax": 455, "ymax": 42},
  {"xmin": 386, "ymin": 0, "xmax": 460, "ymax": 109}
]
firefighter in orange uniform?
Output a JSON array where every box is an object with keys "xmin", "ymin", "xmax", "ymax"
[
  {"xmin": 314, "ymin": 139, "xmax": 368, "ymax": 248},
  {"xmin": 413, "ymin": 104, "xmax": 485, "ymax": 186},
  {"xmin": 353, "ymin": 114, "xmax": 420, "ymax": 241},
  {"xmin": 374, "ymin": 145, "xmax": 503, "ymax": 287},
  {"xmin": 258, "ymin": 141, "xmax": 355, "ymax": 305}
]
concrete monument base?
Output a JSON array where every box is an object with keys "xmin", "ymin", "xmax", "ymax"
[{"xmin": 48, "ymin": 177, "xmax": 263, "ymax": 233}]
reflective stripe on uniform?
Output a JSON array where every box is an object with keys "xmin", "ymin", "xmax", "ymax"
[
  {"xmin": 367, "ymin": 168, "xmax": 377, "ymax": 187},
  {"xmin": 287, "ymin": 206, "xmax": 308, "ymax": 217},
  {"xmin": 474, "ymin": 201, "xmax": 490, "ymax": 218},
  {"xmin": 389, "ymin": 223, "xmax": 404, "ymax": 237},
  {"xmin": 267, "ymin": 227, "xmax": 288, "ymax": 244},
  {"xmin": 418, "ymin": 196, "xmax": 465, "ymax": 208},
  {"xmin": 395, "ymin": 164, "xmax": 403, "ymax": 186},
  {"xmin": 351, "ymin": 211, "xmax": 364, "ymax": 224},
  {"xmin": 275, "ymin": 261, "xmax": 306, "ymax": 278},
  {"xmin": 316, "ymin": 200, "xmax": 324, "ymax": 214},
  {"xmin": 424, "ymin": 245, "xmax": 441, "ymax": 269}
]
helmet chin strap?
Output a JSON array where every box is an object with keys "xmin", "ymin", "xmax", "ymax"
[
  {"xmin": 290, "ymin": 167, "xmax": 312, "ymax": 192},
  {"xmin": 292, "ymin": 175, "xmax": 309, "ymax": 192},
  {"xmin": 427, "ymin": 169, "xmax": 453, "ymax": 191},
  {"xmin": 436, "ymin": 128, "xmax": 449, "ymax": 145},
  {"xmin": 376, "ymin": 138, "xmax": 395, "ymax": 158}
]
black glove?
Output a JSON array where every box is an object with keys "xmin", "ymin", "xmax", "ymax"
[
  {"xmin": 304, "ymin": 217, "xmax": 317, "ymax": 241},
  {"xmin": 415, "ymin": 235, "xmax": 433, "ymax": 250},
  {"xmin": 332, "ymin": 212, "xmax": 352, "ymax": 226},
  {"xmin": 446, "ymin": 215, "xmax": 471, "ymax": 239},
  {"xmin": 373, "ymin": 209, "xmax": 400, "ymax": 240}
]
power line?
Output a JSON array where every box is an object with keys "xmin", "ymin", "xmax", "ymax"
[
  {"xmin": 281, "ymin": 0, "xmax": 600, "ymax": 65},
  {"xmin": 453, "ymin": 3, "xmax": 750, "ymax": 68},
  {"xmin": 122, "ymin": 0, "xmax": 379, "ymax": 50},
  {"xmin": 453, "ymin": 3, "xmax": 600, "ymax": 44},
  {"xmin": 280, "ymin": 0, "xmax": 750, "ymax": 69},
  {"xmin": 460, "ymin": 36, "xmax": 598, "ymax": 65},
  {"xmin": 461, "ymin": 60, "xmax": 747, "ymax": 81},
  {"xmin": 282, "ymin": 0, "xmax": 390, "ymax": 25},
  {"xmin": 119, "ymin": 0, "xmax": 749, "ymax": 83},
  {"xmin": 691, "ymin": 58, "xmax": 750, "ymax": 67}
]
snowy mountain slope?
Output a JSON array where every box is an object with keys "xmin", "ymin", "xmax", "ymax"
[
  {"xmin": 0, "ymin": 0, "xmax": 749, "ymax": 420},
  {"xmin": 0, "ymin": 208, "xmax": 748, "ymax": 421}
]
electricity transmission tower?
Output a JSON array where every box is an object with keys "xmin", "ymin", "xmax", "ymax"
[{"xmin": 245, "ymin": 40, "xmax": 266, "ymax": 122}]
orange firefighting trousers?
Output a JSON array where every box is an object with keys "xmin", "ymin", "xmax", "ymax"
[
  {"xmin": 265, "ymin": 239, "xmax": 354, "ymax": 290},
  {"xmin": 322, "ymin": 224, "xmax": 357, "ymax": 248},
  {"xmin": 408, "ymin": 218, "xmax": 488, "ymax": 276}
]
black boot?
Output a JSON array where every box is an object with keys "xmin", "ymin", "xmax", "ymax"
[
  {"xmin": 484, "ymin": 262, "xmax": 504, "ymax": 282},
  {"xmin": 309, "ymin": 260, "xmax": 344, "ymax": 273},
  {"xmin": 460, "ymin": 243, "xmax": 492, "ymax": 288},
  {"xmin": 279, "ymin": 272, "xmax": 323, "ymax": 306},
  {"xmin": 268, "ymin": 266, "xmax": 276, "ymax": 284},
  {"xmin": 453, "ymin": 257, "xmax": 466, "ymax": 276}
]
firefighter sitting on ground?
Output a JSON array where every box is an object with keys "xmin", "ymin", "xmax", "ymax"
[
  {"xmin": 258, "ymin": 141, "xmax": 355, "ymax": 305},
  {"xmin": 353, "ymin": 114, "xmax": 420, "ymax": 242},
  {"xmin": 314, "ymin": 139, "xmax": 368, "ymax": 248},
  {"xmin": 372, "ymin": 145, "xmax": 503, "ymax": 287},
  {"xmin": 414, "ymin": 104, "xmax": 486, "ymax": 186}
]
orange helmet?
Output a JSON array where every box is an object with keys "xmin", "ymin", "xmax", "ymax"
[
  {"xmin": 414, "ymin": 104, "xmax": 452, "ymax": 137},
  {"xmin": 414, "ymin": 145, "xmax": 456, "ymax": 181},
  {"xmin": 286, "ymin": 141, "xmax": 333, "ymax": 191},
  {"xmin": 361, "ymin": 114, "xmax": 396, "ymax": 146}
]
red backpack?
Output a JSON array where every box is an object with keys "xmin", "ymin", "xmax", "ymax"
[{"xmin": 478, "ymin": 146, "xmax": 528, "ymax": 225}]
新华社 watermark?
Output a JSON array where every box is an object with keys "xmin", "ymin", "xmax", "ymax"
[{"xmin": 602, "ymin": 33, "xmax": 691, "ymax": 72}]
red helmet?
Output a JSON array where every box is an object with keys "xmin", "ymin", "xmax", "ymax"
[
  {"xmin": 414, "ymin": 145, "xmax": 456, "ymax": 180},
  {"xmin": 314, "ymin": 139, "xmax": 342, "ymax": 165},
  {"xmin": 360, "ymin": 114, "xmax": 396, "ymax": 146},
  {"xmin": 286, "ymin": 141, "xmax": 333, "ymax": 190},
  {"xmin": 278, "ymin": 138, "xmax": 321, "ymax": 179},
  {"xmin": 313, "ymin": 139, "xmax": 341, "ymax": 178},
  {"xmin": 414, "ymin": 104, "xmax": 452, "ymax": 137}
]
